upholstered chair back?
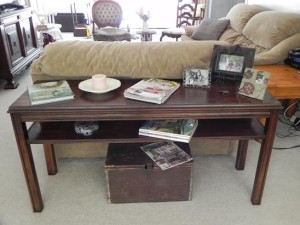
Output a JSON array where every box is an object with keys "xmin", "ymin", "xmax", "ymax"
[{"xmin": 92, "ymin": 0, "xmax": 123, "ymax": 28}]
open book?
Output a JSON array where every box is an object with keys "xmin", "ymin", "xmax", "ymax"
[
  {"xmin": 140, "ymin": 142, "xmax": 193, "ymax": 170},
  {"xmin": 124, "ymin": 78, "xmax": 180, "ymax": 104}
]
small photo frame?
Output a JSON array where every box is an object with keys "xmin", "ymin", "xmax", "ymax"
[
  {"xmin": 183, "ymin": 67, "xmax": 211, "ymax": 88},
  {"xmin": 210, "ymin": 45, "xmax": 256, "ymax": 83},
  {"xmin": 238, "ymin": 68, "xmax": 271, "ymax": 100}
]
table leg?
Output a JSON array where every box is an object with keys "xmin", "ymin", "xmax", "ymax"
[
  {"xmin": 235, "ymin": 140, "xmax": 249, "ymax": 170},
  {"xmin": 44, "ymin": 144, "xmax": 58, "ymax": 175},
  {"xmin": 160, "ymin": 34, "xmax": 165, "ymax": 41},
  {"xmin": 251, "ymin": 110, "xmax": 279, "ymax": 205},
  {"xmin": 11, "ymin": 115, "xmax": 43, "ymax": 212}
]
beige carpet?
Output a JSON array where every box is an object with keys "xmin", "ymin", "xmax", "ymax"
[{"xmin": 0, "ymin": 69, "xmax": 300, "ymax": 225}]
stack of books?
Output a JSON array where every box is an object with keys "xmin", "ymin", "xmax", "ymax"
[
  {"xmin": 28, "ymin": 80, "xmax": 75, "ymax": 105},
  {"xmin": 124, "ymin": 78, "xmax": 180, "ymax": 104},
  {"xmin": 139, "ymin": 119, "xmax": 198, "ymax": 143}
]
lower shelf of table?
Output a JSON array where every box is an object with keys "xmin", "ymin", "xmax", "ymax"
[{"xmin": 26, "ymin": 118, "xmax": 265, "ymax": 144}]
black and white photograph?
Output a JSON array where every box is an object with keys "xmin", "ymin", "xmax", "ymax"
[
  {"xmin": 218, "ymin": 54, "xmax": 244, "ymax": 73},
  {"xmin": 183, "ymin": 67, "xmax": 211, "ymax": 87}
]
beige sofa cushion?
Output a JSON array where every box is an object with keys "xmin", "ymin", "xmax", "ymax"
[
  {"xmin": 191, "ymin": 19, "xmax": 230, "ymax": 40},
  {"xmin": 225, "ymin": 3, "xmax": 265, "ymax": 33},
  {"xmin": 243, "ymin": 11, "xmax": 300, "ymax": 49},
  {"xmin": 218, "ymin": 28, "xmax": 240, "ymax": 44},
  {"xmin": 31, "ymin": 40, "xmax": 229, "ymax": 82}
]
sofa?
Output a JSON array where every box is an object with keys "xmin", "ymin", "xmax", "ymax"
[
  {"xmin": 182, "ymin": 3, "xmax": 300, "ymax": 66},
  {"xmin": 30, "ymin": 3, "xmax": 300, "ymax": 158}
]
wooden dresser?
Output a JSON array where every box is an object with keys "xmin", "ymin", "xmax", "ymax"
[{"xmin": 0, "ymin": 7, "xmax": 40, "ymax": 89}]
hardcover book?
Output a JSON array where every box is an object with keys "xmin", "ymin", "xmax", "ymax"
[
  {"xmin": 238, "ymin": 68, "xmax": 271, "ymax": 100},
  {"xmin": 139, "ymin": 119, "xmax": 198, "ymax": 143},
  {"xmin": 124, "ymin": 78, "xmax": 180, "ymax": 104},
  {"xmin": 28, "ymin": 80, "xmax": 75, "ymax": 105},
  {"xmin": 140, "ymin": 142, "xmax": 193, "ymax": 170}
]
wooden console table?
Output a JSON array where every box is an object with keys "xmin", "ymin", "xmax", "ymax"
[{"xmin": 8, "ymin": 80, "xmax": 281, "ymax": 212}]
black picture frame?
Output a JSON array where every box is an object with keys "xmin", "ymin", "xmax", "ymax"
[
  {"xmin": 210, "ymin": 45, "xmax": 256, "ymax": 84},
  {"xmin": 183, "ymin": 66, "xmax": 211, "ymax": 88}
]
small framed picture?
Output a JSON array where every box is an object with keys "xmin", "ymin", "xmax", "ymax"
[{"xmin": 183, "ymin": 67, "xmax": 211, "ymax": 88}]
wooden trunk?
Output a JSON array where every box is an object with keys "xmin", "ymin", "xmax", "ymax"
[{"xmin": 105, "ymin": 142, "xmax": 193, "ymax": 203}]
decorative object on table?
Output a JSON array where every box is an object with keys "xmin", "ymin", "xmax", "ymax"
[
  {"xmin": 78, "ymin": 77, "xmax": 121, "ymax": 94},
  {"xmin": 139, "ymin": 119, "xmax": 198, "ymax": 143},
  {"xmin": 210, "ymin": 45, "xmax": 256, "ymax": 85},
  {"xmin": 28, "ymin": 80, "xmax": 74, "ymax": 105},
  {"xmin": 137, "ymin": 7, "xmax": 150, "ymax": 31},
  {"xmin": 124, "ymin": 78, "xmax": 180, "ymax": 104},
  {"xmin": 140, "ymin": 141, "xmax": 193, "ymax": 170},
  {"xmin": 92, "ymin": 74, "xmax": 107, "ymax": 91},
  {"xmin": 238, "ymin": 68, "xmax": 271, "ymax": 100},
  {"xmin": 183, "ymin": 66, "xmax": 211, "ymax": 88},
  {"xmin": 74, "ymin": 121, "xmax": 99, "ymax": 136}
]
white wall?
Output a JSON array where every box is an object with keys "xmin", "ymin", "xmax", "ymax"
[
  {"xmin": 0, "ymin": 0, "xmax": 13, "ymax": 4},
  {"xmin": 246, "ymin": 0, "xmax": 300, "ymax": 14}
]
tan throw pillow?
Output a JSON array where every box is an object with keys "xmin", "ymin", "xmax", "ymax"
[{"xmin": 191, "ymin": 19, "xmax": 230, "ymax": 40}]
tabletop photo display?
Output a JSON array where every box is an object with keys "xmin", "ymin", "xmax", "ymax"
[
  {"xmin": 238, "ymin": 68, "xmax": 271, "ymax": 100},
  {"xmin": 183, "ymin": 66, "xmax": 211, "ymax": 88},
  {"xmin": 209, "ymin": 44, "xmax": 256, "ymax": 84}
]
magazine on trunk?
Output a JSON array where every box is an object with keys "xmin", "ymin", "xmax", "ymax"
[
  {"xmin": 124, "ymin": 78, "xmax": 180, "ymax": 104},
  {"xmin": 140, "ymin": 141, "xmax": 193, "ymax": 170},
  {"xmin": 28, "ymin": 80, "xmax": 74, "ymax": 105},
  {"xmin": 139, "ymin": 119, "xmax": 198, "ymax": 143}
]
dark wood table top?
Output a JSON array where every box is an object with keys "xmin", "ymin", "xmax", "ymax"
[{"xmin": 8, "ymin": 79, "xmax": 282, "ymax": 121}]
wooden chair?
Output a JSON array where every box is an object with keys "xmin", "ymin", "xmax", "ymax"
[
  {"xmin": 176, "ymin": 0, "xmax": 198, "ymax": 27},
  {"xmin": 160, "ymin": 0, "xmax": 206, "ymax": 41},
  {"xmin": 91, "ymin": 0, "xmax": 131, "ymax": 41},
  {"xmin": 192, "ymin": 0, "xmax": 206, "ymax": 25}
]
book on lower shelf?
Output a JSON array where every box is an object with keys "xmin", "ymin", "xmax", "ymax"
[
  {"xmin": 28, "ymin": 80, "xmax": 75, "ymax": 105},
  {"xmin": 139, "ymin": 119, "xmax": 198, "ymax": 143},
  {"xmin": 124, "ymin": 78, "xmax": 180, "ymax": 104},
  {"xmin": 140, "ymin": 141, "xmax": 193, "ymax": 170},
  {"xmin": 238, "ymin": 68, "xmax": 271, "ymax": 100}
]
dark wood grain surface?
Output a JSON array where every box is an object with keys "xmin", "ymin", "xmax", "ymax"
[{"xmin": 8, "ymin": 80, "xmax": 281, "ymax": 121}]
